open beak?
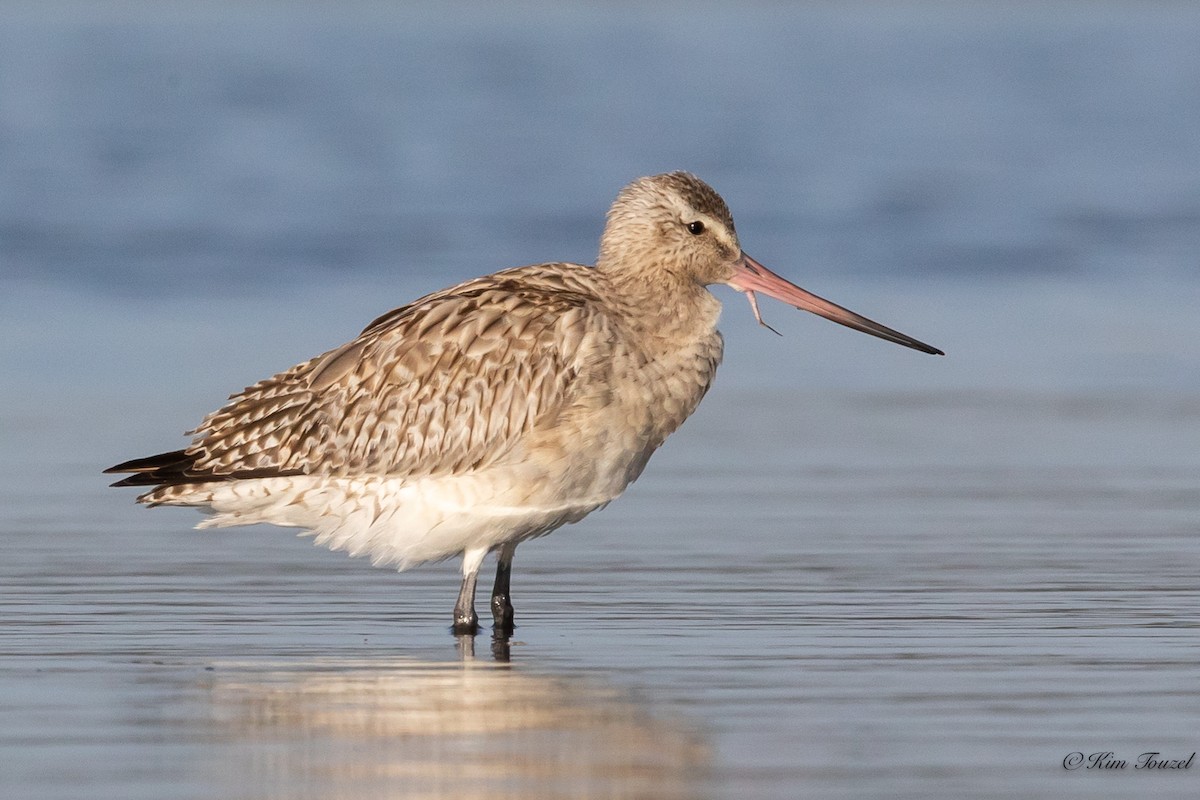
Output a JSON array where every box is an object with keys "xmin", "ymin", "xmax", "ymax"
[{"xmin": 727, "ymin": 253, "xmax": 944, "ymax": 356}]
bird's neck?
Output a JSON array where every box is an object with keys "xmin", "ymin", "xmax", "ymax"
[{"xmin": 595, "ymin": 259, "xmax": 722, "ymax": 345}]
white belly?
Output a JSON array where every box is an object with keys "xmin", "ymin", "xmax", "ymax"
[{"xmin": 167, "ymin": 470, "xmax": 612, "ymax": 570}]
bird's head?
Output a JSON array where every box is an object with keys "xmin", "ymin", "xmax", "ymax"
[{"xmin": 599, "ymin": 171, "xmax": 943, "ymax": 356}]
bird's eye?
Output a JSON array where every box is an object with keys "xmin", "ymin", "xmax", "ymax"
[{"xmin": 686, "ymin": 220, "xmax": 705, "ymax": 235}]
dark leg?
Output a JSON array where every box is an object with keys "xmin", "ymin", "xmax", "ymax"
[
  {"xmin": 452, "ymin": 548, "xmax": 486, "ymax": 635},
  {"xmin": 452, "ymin": 571, "xmax": 479, "ymax": 634},
  {"xmin": 491, "ymin": 542, "xmax": 517, "ymax": 633}
]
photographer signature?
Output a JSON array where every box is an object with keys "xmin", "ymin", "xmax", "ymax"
[{"xmin": 1064, "ymin": 751, "xmax": 1195, "ymax": 771}]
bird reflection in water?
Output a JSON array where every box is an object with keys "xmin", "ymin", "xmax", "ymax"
[
  {"xmin": 208, "ymin": 651, "xmax": 710, "ymax": 799},
  {"xmin": 455, "ymin": 628, "xmax": 514, "ymax": 662}
]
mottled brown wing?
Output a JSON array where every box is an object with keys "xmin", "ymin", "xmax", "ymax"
[{"xmin": 182, "ymin": 269, "xmax": 601, "ymax": 481}]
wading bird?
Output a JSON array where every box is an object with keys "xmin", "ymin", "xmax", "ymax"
[{"xmin": 107, "ymin": 172, "xmax": 942, "ymax": 634}]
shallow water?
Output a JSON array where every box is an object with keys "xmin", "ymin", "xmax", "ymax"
[
  {"xmin": 6, "ymin": 385, "xmax": 1200, "ymax": 799},
  {"xmin": 4, "ymin": 3, "xmax": 1200, "ymax": 799}
]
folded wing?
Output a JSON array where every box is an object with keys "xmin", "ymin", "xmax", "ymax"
[{"xmin": 106, "ymin": 267, "xmax": 601, "ymax": 490}]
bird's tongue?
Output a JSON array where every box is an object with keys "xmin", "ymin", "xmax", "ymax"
[{"xmin": 727, "ymin": 253, "xmax": 944, "ymax": 356}]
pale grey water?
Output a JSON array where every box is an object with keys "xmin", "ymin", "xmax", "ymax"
[{"xmin": 3, "ymin": 3, "xmax": 1200, "ymax": 799}]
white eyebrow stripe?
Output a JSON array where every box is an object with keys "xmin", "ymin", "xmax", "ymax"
[{"xmin": 699, "ymin": 213, "xmax": 738, "ymax": 251}]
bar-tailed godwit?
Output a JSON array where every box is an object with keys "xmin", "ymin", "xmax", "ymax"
[{"xmin": 107, "ymin": 172, "xmax": 942, "ymax": 634}]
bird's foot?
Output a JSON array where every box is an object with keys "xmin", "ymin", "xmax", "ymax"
[
  {"xmin": 451, "ymin": 610, "xmax": 479, "ymax": 636},
  {"xmin": 491, "ymin": 595, "xmax": 515, "ymax": 634}
]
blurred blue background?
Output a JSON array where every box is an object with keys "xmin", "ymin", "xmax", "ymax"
[{"xmin": 3, "ymin": 1, "xmax": 1198, "ymax": 413}]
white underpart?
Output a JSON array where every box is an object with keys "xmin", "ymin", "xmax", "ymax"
[{"xmin": 176, "ymin": 473, "xmax": 611, "ymax": 572}]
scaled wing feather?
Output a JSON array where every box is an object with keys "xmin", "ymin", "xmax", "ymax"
[{"xmin": 185, "ymin": 267, "xmax": 598, "ymax": 481}]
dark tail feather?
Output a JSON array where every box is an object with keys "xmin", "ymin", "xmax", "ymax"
[
  {"xmin": 105, "ymin": 449, "xmax": 199, "ymax": 487},
  {"xmin": 106, "ymin": 449, "xmax": 303, "ymax": 487}
]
